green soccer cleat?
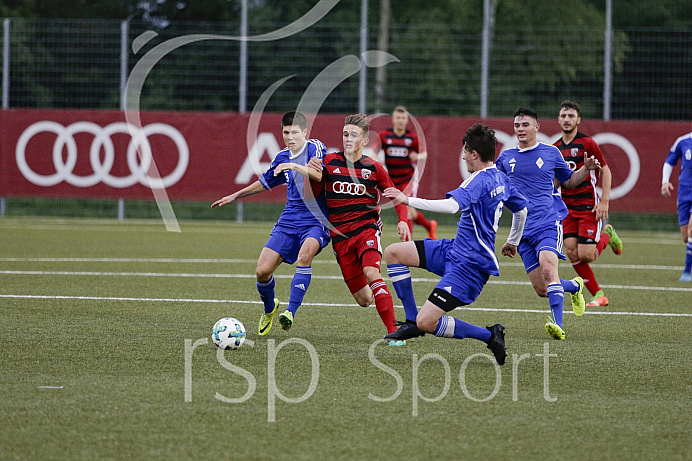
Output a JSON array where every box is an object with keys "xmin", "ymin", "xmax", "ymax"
[
  {"xmin": 604, "ymin": 224, "xmax": 622, "ymax": 255},
  {"xmin": 278, "ymin": 310, "xmax": 294, "ymax": 331},
  {"xmin": 545, "ymin": 316, "xmax": 565, "ymax": 340},
  {"xmin": 258, "ymin": 298, "xmax": 279, "ymax": 336},
  {"xmin": 571, "ymin": 276, "xmax": 585, "ymax": 316},
  {"xmin": 388, "ymin": 340, "xmax": 406, "ymax": 347}
]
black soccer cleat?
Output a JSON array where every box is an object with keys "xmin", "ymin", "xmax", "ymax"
[
  {"xmin": 485, "ymin": 324, "xmax": 507, "ymax": 366},
  {"xmin": 384, "ymin": 319, "xmax": 426, "ymax": 341}
]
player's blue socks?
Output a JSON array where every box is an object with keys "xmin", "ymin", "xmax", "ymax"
[
  {"xmin": 547, "ymin": 283, "xmax": 565, "ymax": 327},
  {"xmin": 287, "ymin": 266, "xmax": 312, "ymax": 316},
  {"xmin": 257, "ymin": 276, "xmax": 276, "ymax": 314},
  {"xmin": 387, "ymin": 264, "xmax": 418, "ymax": 321},
  {"xmin": 685, "ymin": 239, "xmax": 692, "ymax": 273},
  {"xmin": 434, "ymin": 316, "xmax": 491, "ymax": 342},
  {"xmin": 560, "ymin": 278, "xmax": 580, "ymax": 293}
]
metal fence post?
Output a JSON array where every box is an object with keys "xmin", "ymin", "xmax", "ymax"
[
  {"xmin": 3, "ymin": 18, "xmax": 10, "ymax": 109},
  {"xmin": 239, "ymin": 0, "xmax": 248, "ymax": 115},
  {"xmin": 120, "ymin": 20, "xmax": 129, "ymax": 220},
  {"xmin": 358, "ymin": 0, "xmax": 368, "ymax": 114},
  {"xmin": 603, "ymin": 0, "xmax": 612, "ymax": 121}
]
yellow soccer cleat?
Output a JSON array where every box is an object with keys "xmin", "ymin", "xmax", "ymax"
[
  {"xmin": 258, "ymin": 298, "xmax": 279, "ymax": 336},
  {"xmin": 545, "ymin": 316, "xmax": 565, "ymax": 341},
  {"xmin": 571, "ymin": 277, "xmax": 585, "ymax": 316},
  {"xmin": 278, "ymin": 310, "xmax": 294, "ymax": 331}
]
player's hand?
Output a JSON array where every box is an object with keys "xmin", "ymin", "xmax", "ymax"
[
  {"xmin": 383, "ymin": 187, "xmax": 409, "ymax": 205},
  {"xmin": 583, "ymin": 155, "xmax": 601, "ymax": 171},
  {"xmin": 307, "ymin": 157, "xmax": 323, "ymax": 172},
  {"xmin": 397, "ymin": 221, "xmax": 411, "ymax": 242},
  {"xmin": 273, "ymin": 163, "xmax": 293, "ymax": 176},
  {"xmin": 211, "ymin": 193, "xmax": 237, "ymax": 208},
  {"xmin": 661, "ymin": 182, "xmax": 674, "ymax": 197},
  {"xmin": 593, "ymin": 200, "xmax": 609, "ymax": 221},
  {"xmin": 501, "ymin": 242, "xmax": 517, "ymax": 258}
]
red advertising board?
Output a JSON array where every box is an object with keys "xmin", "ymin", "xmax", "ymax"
[{"xmin": 0, "ymin": 108, "xmax": 687, "ymax": 213}]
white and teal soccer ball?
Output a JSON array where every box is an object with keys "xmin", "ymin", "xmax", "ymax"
[{"xmin": 212, "ymin": 317, "xmax": 246, "ymax": 350}]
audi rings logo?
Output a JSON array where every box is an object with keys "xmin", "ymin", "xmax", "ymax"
[
  {"xmin": 332, "ymin": 181, "xmax": 367, "ymax": 196},
  {"xmin": 16, "ymin": 121, "xmax": 189, "ymax": 188}
]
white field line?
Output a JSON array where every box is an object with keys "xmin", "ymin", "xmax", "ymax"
[
  {"xmin": 0, "ymin": 257, "xmax": 685, "ymax": 271},
  {"xmin": 0, "ymin": 222, "xmax": 683, "ymax": 243},
  {"xmin": 2, "ymin": 269, "xmax": 692, "ymax": 293},
  {"xmin": 0, "ymin": 294, "xmax": 690, "ymax": 317}
]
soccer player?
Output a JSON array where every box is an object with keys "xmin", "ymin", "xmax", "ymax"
[
  {"xmin": 661, "ymin": 125, "xmax": 692, "ymax": 282},
  {"xmin": 211, "ymin": 111, "xmax": 330, "ymax": 335},
  {"xmin": 375, "ymin": 106, "xmax": 437, "ymax": 239},
  {"xmin": 307, "ymin": 114, "xmax": 412, "ymax": 345},
  {"xmin": 382, "ymin": 123, "xmax": 528, "ymax": 365},
  {"xmin": 553, "ymin": 100, "xmax": 623, "ymax": 307},
  {"xmin": 496, "ymin": 107, "xmax": 601, "ymax": 340}
]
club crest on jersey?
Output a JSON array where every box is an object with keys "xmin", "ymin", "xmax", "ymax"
[
  {"xmin": 571, "ymin": 148, "xmax": 579, "ymax": 157},
  {"xmin": 366, "ymin": 240, "xmax": 375, "ymax": 247},
  {"xmin": 405, "ymin": 138, "xmax": 412, "ymax": 146},
  {"xmin": 536, "ymin": 157, "xmax": 544, "ymax": 168},
  {"xmin": 361, "ymin": 169, "xmax": 371, "ymax": 180}
]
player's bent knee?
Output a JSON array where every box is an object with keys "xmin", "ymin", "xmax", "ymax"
[
  {"xmin": 383, "ymin": 244, "xmax": 401, "ymax": 264},
  {"xmin": 354, "ymin": 292, "xmax": 372, "ymax": 307},
  {"xmin": 416, "ymin": 316, "xmax": 437, "ymax": 334}
]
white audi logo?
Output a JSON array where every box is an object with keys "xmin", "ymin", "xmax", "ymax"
[
  {"xmin": 16, "ymin": 121, "xmax": 189, "ymax": 188},
  {"xmin": 332, "ymin": 181, "xmax": 367, "ymax": 196}
]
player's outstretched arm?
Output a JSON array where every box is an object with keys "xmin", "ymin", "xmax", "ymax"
[
  {"xmin": 274, "ymin": 162, "xmax": 322, "ymax": 182},
  {"xmin": 211, "ymin": 180, "xmax": 265, "ymax": 208},
  {"xmin": 306, "ymin": 157, "xmax": 323, "ymax": 182},
  {"xmin": 563, "ymin": 155, "xmax": 601, "ymax": 189},
  {"xmin": 383, "ymin": 187, "xmax": 409, "ymax": 205}
]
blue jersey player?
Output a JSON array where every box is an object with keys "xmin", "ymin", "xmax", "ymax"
[
  {"xmin": 381, "ymin": 123, "xmax": 528, "ymax": 365},
  {"xmin": 212, "ymin": 111, "xmax": 330, "ymax": 334},
  {"xmin": 496, "ymin": 108, "xmax": 601, "ymax": 340},
  {"xmin": 661, "ymin": 126, "xmax": 692, "ymax": 282}
]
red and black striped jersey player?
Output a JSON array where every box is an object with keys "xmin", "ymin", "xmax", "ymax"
[
  {"xmin": 308, "ymin": 114, "xmax": 412, "ymax": 345},
  {"xmin": 374, "ymin": 106, "xmax": 438, "ymax": 239},
  {"xmin": 553, "ymin": 100, "xmax": 623, "ymax": 308}
]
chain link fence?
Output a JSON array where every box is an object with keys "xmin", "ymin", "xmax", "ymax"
[
  {"xmin": 0, "ymin": 17, "xmax": 689, "ymax": 230},
  {"xmin": 2, "ymin": 18, "xmax": 691, "ymax": 120}
]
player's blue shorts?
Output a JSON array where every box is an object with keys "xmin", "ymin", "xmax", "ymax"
[
  {"xmin": 517, "ymin": 220, "xmax": 566, "ymax": 273},
  {"xmin": 264, "ymin": 222, "xmax": 330, "ymax": 265},
  {"xmin": 677, "ymin": 198, "xmax": 692, "ymax": 226},
  {"xmin": 422, "ymin": 238, "xmax": 489, "ymax": 305}
]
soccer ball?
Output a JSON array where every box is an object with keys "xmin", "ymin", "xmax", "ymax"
[{"xmin": 211, "ymin": 317, "xmax": 246, "ymax": 350}]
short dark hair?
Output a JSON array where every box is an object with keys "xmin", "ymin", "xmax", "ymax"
[
  {"xmin": 282, "ymin": 111, "xmax": 307, "ymax": 130},
  {"xmin": 463, "ymin": 123, "xmax": 496, "ymax": 163},
  {"xmin": 344, "ymin": 114, "xmax": 370, "ymax": 137},
  {"xmin": 514, "ymin": 107, "xmax": 539, "ymax": 121},
  {"xmin": 559, "ymin": 100, "xmax": 581, "ymax": 117},
  {"xmin": 393, "ymin": 105, "xmax": 408, "ymax": 114}
]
